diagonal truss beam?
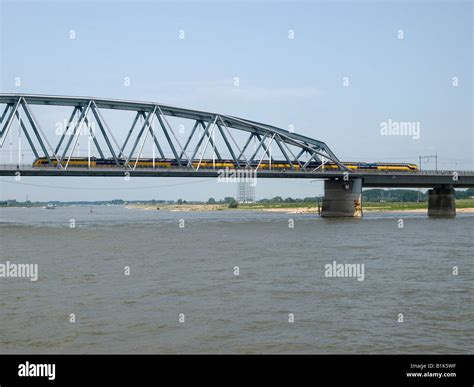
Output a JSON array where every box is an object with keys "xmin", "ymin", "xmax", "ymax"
[
  {"xmin": 0, "ymin": 104, "xmax": 11, "ymax": 125},
  {"xmin": 15, "ymin": 110, "xmax": 39, "ymax": 159},
  {"xmin": 55, "ymin": 107, "xmax": 79, "ymax": 155},
  {"xmin": 274, "ymin": 134, "xmax": 294, "ymax": 170},
  {"xmin": 0, "ymin": 94, "xmax": 346, "ymax": 172},
  {"xmin": 127, "ymin": 107, "xmax": 156, "ymax": 164},
  {"xmin": 179, "ymin": 120, "xmax": 199, "ymax": 160},
  {"xmin": 190, "ymin": 118, "xmax": 215, "ymax": 166},
  {"xmin": 0, "ymin": 98, "xmax": 21, "ymax": 146},
  {"xmin": 60, "ymin": 101, "xmax": 91, "ymax": 164},
  {"xmin": 90, "ymin": 103, "xmax": 121, "ymax": 166},
  {"xmin": 199, "ymin": 121, "xmax": 221, "ymax": 160},
  {"xmin": 156, "ymin": 105, "xmax": 191, "ymax": 166},
  {"xmin": 155, "ymin": 111, "xmax": 181, "ymax": 165},
  {"xmin": 119, "ymin": 111, "xmax": 141, "ymax": 158},
  {"xmin": 255, "ymin": 134, "xmax": 274, "ymax": 162},
  {"xmin": 144, "ymin": 112, "xmax": 165, "ymax": 159},
  {"xmin": 216, "ymin": 121, "xmax": 239, "ymax": 166},
  {"xmin": 237, "ymin": 133, "xmax": 254, "ymax": 161}
]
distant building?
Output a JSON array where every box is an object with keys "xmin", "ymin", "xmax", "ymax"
[{"xmin": 237, "ymin": 181, "xmax": 255, "ymax": 203}]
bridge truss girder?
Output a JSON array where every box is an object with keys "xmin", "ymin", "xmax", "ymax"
[{"xmin": 0, "ymin": 94, "xmax": 346, "ymax": 172}]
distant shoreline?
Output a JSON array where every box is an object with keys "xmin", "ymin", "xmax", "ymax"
[{"xmin": 125, "ymin": 203, "xmax": 474, "ymax": 214}]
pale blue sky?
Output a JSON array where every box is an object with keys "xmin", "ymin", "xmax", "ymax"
[{"xmin": 0, "ymin": 0, "xmax": 472, "ymax": 201}]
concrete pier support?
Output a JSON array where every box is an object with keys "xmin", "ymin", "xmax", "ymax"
[
  {"xmin": 428, "ymin": 186, "xmax": 456, "ymax": 217},
  {"xmin": 321, "ymin": 178, "xmax": 363, "ymax": 217}
]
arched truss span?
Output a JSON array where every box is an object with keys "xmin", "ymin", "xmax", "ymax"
[{"xmin": 0, "ymin": 94, "xmax": 346, "ymax": 171}]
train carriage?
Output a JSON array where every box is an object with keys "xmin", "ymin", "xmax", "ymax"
[{"xmin": 32, "ymin": 157, "xmax": 419, "ymax": 172}]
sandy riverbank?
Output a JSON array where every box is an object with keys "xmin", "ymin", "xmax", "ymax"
[
  {"xmin": 125, "ymin": 204, "xmax": 226, "ymax": 212},
  {"xmin": 126, "ymin": 204, "xmax": 474, "ymax": 214},
  {"xmin": 364, "ymin": 208, "xmax": 474, "ymax": 213},
  {"xmin": 233, "ymin": 207, "xmax": 474, "ymax": 214}
]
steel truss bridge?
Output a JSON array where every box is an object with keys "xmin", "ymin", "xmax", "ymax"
[
  {"xmin": 0, "ymin": 93, "xmax": 473, "ymax": 188},
  {"xmin": 0, "ymin": 93, "xmax": 343, "ymax": 169}
]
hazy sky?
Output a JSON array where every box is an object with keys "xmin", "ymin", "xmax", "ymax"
[{"xmin": 0, "ymin": 0, "xmax": 472, "ymax": 201}]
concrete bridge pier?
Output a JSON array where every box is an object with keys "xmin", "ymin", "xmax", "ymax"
[
  {"xmin": 428, "ymin": 186, "xmax": 456, "ymax": 217},
  {"xmin": 321, "ymin": 178, "xmax": 363, "ymax": 217}
]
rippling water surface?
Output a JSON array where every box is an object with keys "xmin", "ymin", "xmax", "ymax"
[{"xmin": 0, "ymin": 206, "xmax": 472, "ymax": 353}]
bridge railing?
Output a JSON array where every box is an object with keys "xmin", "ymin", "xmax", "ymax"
[
  {"xmin": 346, "ymin": 169, "xmax": 474, "ymax": 175},
  {"xmin": 0, "ymin": 164, "xmax": 473, "ymax": 175}
]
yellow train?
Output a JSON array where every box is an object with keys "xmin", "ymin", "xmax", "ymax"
[
  {"xmin": 321, "ymin": 162, "xmax": 419, "ymax": 172},
  {"xmin": 32, "ymin": 157, "xmax": 419, "ymax": 171}
]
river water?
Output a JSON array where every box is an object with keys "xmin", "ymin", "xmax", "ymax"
[{"xmin": 0, "ymin": 206, "xmax": 472, "ymax": 353}]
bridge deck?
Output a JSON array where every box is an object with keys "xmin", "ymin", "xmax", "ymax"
[{"xmin": 1, "ymin": 166, "xmax": 473, "ymax": 188}]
